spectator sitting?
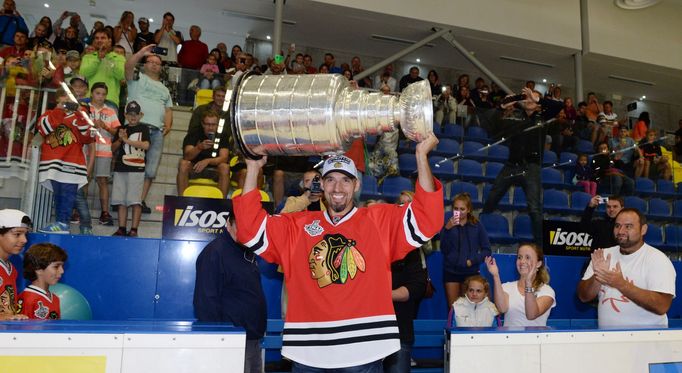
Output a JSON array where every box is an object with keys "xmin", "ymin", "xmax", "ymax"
[
  {"xmin": 178, "ymin": 25, "xmax": 208, "ymax": 70},
  {"xmin": 18, "ymin": 243, "xmax": 67, "ymax": 319},
  {"xmin": 638, "ymin": 129, "xmax": 672, "ymax": 180},
  {"xmin": 113, "ymin": 11, "xmax": 136, "ymax": 57},
  {"xmin": 579, "ymin": 194, "xmax": 624, "ymax": 250},
  {"xmin": 563, "ymin": 97, "xmax": 577, "ymax": 121},
  {"xmin": 434, "ymin": 84, "xmax": 457, "ymax": 127},
  {"xmin": 573, "ymin": 153, "xmax": 597, "ymax": 196},
  {"xmin": 215, "ymin": 42, "xmax": 230, "ymax": 70},
  {"xmin": 574, "ymin": 101, "xmax": 592, "ymax": 141},
  {"xmin": 550, "ymin": 110, "xmax": 578, "ymax": 154},
  {"xmin": 36, "ymin": 89, "xmax": 96, "ymax": 234},
  {"xmin": 0, "ymin": 208, "xmax": 31, "ymax": 320},
  {"xmin": 609, "ymin": 126, "xmax": 640, "ymax": 176},
  {"xmin": 317, "ymin": 63, "xmax": 329, "ymax": 74},
  {"xmin": 398, "ymin": 66, "xmax": 422, "ymax": 92},
  {"xmin": 452, "ymin": 275, "xmax": 499, "ymax": 327},
  {"xmin": 0, "ymin": 0, "xmax": 27, "ymax": 47},
  {"xmin": 476, "ymin": 85, "xmax": 495, "ymax": 109},
  {"xmin": 198, "ymin": 54, "xmax": 222, "ymax": 89},
  {"xmin": 592, "ymin": 142, "xmax": 634, "ymax": 196},
  {"xmin": 0, "ymin": 29, "xmax": 28, "ymax": 59},
  {"xmin": 209, "ymin": 48, "xmax": 226, "ymax": 73},
  {"xmin": 577, "ymin": 208, "xmax": 676, "ymax": 328},
  {"xmin": 177, "ymin": 110, "xmax": 229, "ymax": 197},
  {"xmin": 350, "ymin": 56, "xmax": 371, "ymax": 87},
  {"xmin": 187, "ymin": 86, "xmax": 229, "ymax": 138},
  {"xmin": 111, "ymin": 101, "xmax": 150, "ymax": 237},
  {"xmin": 485, "ymin": 243, "xmax": 556, "ymax": 327}
]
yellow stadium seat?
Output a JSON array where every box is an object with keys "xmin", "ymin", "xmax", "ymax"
[
  {"xmin": 194, "ymin": 89, "xmax": 214, "ymax": 108},
  {"xmin": 231, "ymin": 188, "xmax": 271, "ymax": 202},
  {"xmin": 662, "ymin": 148, "xmax": 682, "ymax": 184},
  {"xmin": 182, "ymin": 185, "xmax": 224, "ymax": 199},
  {"xmin": 188, "ymin": 177, "xmax": 219, "ymax": 187}
]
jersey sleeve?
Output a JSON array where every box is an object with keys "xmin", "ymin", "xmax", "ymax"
[
  {"xmin": 647, "ymin": 250, "xmax": 676, "ymax": 297},
  {"xmin": 232, "ymin": 188, "xmax": 298, "ymax": 265}
]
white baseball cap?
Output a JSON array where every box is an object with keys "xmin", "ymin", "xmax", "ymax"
[
  {"xmin": 321, "ymin": 155, "xmax": 357, "ymax": 179},
  {"xmin": 0, "ymin": 209, "xmax": 31, "ymax": 229}
]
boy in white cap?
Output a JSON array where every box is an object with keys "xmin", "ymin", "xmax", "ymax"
[{"xmin": 0, "ymin": 209, "xmax": 31, "ymax": 320}]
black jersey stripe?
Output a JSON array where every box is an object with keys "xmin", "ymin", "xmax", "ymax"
[
  {"xmin": 284, "ymin": 320, "xmax": 397, "ymax": 335},
  {"xmin": 405, "ymin": 208, "xmax": 428, "ymax": 245},
  {"xmin": 283, "ymin": 333, "xmax": 400, "ymax": 347}
]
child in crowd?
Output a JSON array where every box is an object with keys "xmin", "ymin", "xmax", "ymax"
[
  {"xmin": 38, "ymin": 89, "xmax": 96, "ymax": 233},
  {"xmin": 452, "ymin": 275, "xmax": 499, "ymax": 327},
  {"xmin": 574, "ymin": 153, "xmax": 597, "ymax": 196},
  {"xmin": 69, "ymin": 75, "xmax": 89, "ymax": 102},
  {"xmin": 89, "ymin": 82, "xmax": 121, "ymax": 226},
  {"xmin": 0, "ymin": 209, "xmax": 31, "ymax": 320},
  {"xmin": 638, "ymin": 129, "xmax": 672, "ymax": 180},
  {"xmin": 199, "ymin": 54, "xmax": 222, "ymax": 89},
  {"xmin": 110, "ymin": 101, "xmax": 150, "ymax": 237},
  {"xmin": 485, "ymin": 243, "xmax": 556, "ymax": 327},
  {"xmin": 18, "ymin": 243, "xmax": 67, "ymax": 319}
]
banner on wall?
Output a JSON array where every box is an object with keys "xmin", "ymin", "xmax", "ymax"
[
  {"xmin": 542, "ymin": 220, "xmax": 593, "ymax": 256},
  {"xmin": 162, "ymin": 195, "xmax": 273, "ymax": 241}
]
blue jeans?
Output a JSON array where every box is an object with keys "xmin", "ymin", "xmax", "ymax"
[
  {"xmin": 74, "ymin": 187, "xmax": 92, "ymax": 228},
  {"xmin": 51, "ymin": 180, "xmax": 78, "ymax": 224},
  {"xmin": 483, "ymin": 162, "xmax": 542, "ymax": 241},
  {"xmin": 145, "ymin": 126, "xmax": 164, "ymax": 179},
  {"xmin": 383, "ymin": 343, "xmax": 412, "ymax": 373},
  {"xmin": 292, "ymin": 359, "xmax": 383, "ymax": 373}
]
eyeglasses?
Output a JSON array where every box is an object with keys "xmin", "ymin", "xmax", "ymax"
[{"xmin": 146, "ymin": 60, "xmax": 162, "ymax": 66}]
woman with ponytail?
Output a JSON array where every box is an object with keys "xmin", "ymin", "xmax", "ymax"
[{"xmin": 484, "ymin": 243, "xmax": 555, "ymax": 326}]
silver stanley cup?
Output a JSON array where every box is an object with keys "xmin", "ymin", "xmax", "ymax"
[{"xmin": 230, "ymin": 72, "xmax": 433, "ymax": 159}]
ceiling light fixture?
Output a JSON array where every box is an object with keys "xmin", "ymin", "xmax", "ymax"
[
  {"xmin": 608, "ymin": 75, "xmax": 655, "ymax": 86},
  {"xmin": 499, "ymin": 56, "xmax": 554, "ymax": 68},
  {"xmin": 416, "ymin": 58, "xmax": 421, "ymax": 63},
  {"xmin": 43, "ymin": 3, "xmax": 49, "ymax": 8},
  {"xmin": 370, "ymin": 34, "xmax": 436, "ymax": 48},
  {"xmin": 614, "ymin": 0, "xmax": 661, "ymax": 10},
  {"xmin": 542, "ymin": 79, "xmax": 547, "ymax": 83},
  {"xmin": 266, "ymin": 35, "xmax": 271, "ymax": 40},
  {"xmin": 222, "ymin": 10, "xmax": 296, "ymax": 26}
]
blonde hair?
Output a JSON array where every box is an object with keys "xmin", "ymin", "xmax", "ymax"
[{"xmin": 519, "ymin": 242, "xmax": 550, "ymax": 289}]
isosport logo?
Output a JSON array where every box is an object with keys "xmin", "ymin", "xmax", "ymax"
[
  {"xmin": 174, "ymin": 206, "xmax": 229, "ymax": 229},
  {"xmin": 549, "ymin": 228, "xmax": 593, "ymax": 247}
]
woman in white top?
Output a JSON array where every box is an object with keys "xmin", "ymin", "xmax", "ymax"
[
  {"xmin": 485, "ymin": 243, "xmax": 556, "ymax": 326},
  {"xmin": 113, "ymin": 11, "xmax": 137, "ymax": 57}
]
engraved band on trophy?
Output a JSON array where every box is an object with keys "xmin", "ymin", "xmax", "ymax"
[{"xmin": 229, "ymin": 72, "xmax": 433, "ymax": 160}]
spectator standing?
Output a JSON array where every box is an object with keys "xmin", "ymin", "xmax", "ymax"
[
  {"xmin": 0, "ymin": 0, "xmax": 26, "ymax": 47},
  {"xmin": 125, "ymin": 45, "xmax": 173, "ymax": 214},
  {"xmin": 37, "ymin": 89, "xmax": 96, "ymax": 234},
  {"xmin": 485, "ymin": 243, "xmax": 556, "ymax": 327},
  {"xmin": 470, "ymin": 77, "xmax": 486, "ymax": 106},
  {"xmin": 80, "ymin": 29, "xmax": 125, "ymax": 107},
  {"xmin": 89, "ymin": 82, "xmax": 121, "ymax": 226},
  {"xmin": 18, "ymin": 243, "xmax": 67, "ymax": 319},
  {"xmin": 133, "ymin": 17, "xmax": 154, "ymax": 53},
  {"xmin": 427, "ymin": 69, "xmax": 442, "ymax": 97},
  {"xmin": 398, "ymin": 66, "xmax": 423, "ymax": 92},
  {"xmin": 609, "ymin": 126, "xmax": 639, "ymax": 176},
  {"xmin": 0, "ymin": 209, "xmax": 31, "ymax": 320},
  {"xmin": 28, "ymin": 22, "xmax": 49, "ymax": 49},
  {"xmin": 322, "ymin": 52, "xmax": 341, "ymax": 74},
  {"xmin": 579, "ymin": 195, "xmax": 623, "ymax": 250},
  {"xmin": 113, "ymin": 11, "xmax": 137, "ymax": 57},
  {"xmin": 441, "ymin": 193, "xmax": 491, "ymax": 307},
  {"xmin": 577, "ymin": 208, "xmax": 675, "ymax": 328},
  {"xmin": 177, "ymin": 25, "xmax": 208, "ymax": 70},
  {"xmin": 32, "ymin": 16, "xmax": 54, "ymax": 43},
  {"xmin": 177, "ymin": 110, "xmax": 229, "ymax": 197},
  {"xmin": 53, "ymin": 26, "xmax": 83, "ymax": 54},
  {"xmin": 280, "ymin": 169, "xmax": 324, "ymax": 213},
  {"xmin": 303, "ymin": 54, "xmax": 316, "ymax": 74},
  {"xmin": 350, "ymin": 56, "xmax": 371, "ymax": 88},
  {"xmin": 631, "ymin": 111, "xmax": 650, "ymax": 142},
  {"xmin": 193, "ymin": 213, "xmax": 267, "ymax": 373},
  {"xmin": 153, "ymin": 12, "xmax": 182, "ymax": 64},
  {"xmin": 373, "ymin": 64, "xmax": 397, "ymax": 92},
  {"xmin": 110, "ymin": 101, "xmax": 150, "ymax": 237},
  {"xmin": 53, "ymin": 11, "xmax": 87, "ymax": 43}
]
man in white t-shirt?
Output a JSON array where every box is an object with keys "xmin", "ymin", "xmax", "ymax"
[{"xmin": 577, "ymin": 208, "xmax": 676, "ymax": 328}]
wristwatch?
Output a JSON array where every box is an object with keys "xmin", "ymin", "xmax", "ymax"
[{"xmin": 524, "ymin": 286, "xmax": 535, "ymax": 294}]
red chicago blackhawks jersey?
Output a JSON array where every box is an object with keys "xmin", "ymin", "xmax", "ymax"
[
  {"xmin": 233, "ymin": 178, "xmax": 443, "ymax": 368},
  {"xmin": 0, "ymin": 259, "xmax": 18, "ymax": 315},
  {"xmin": 18, "ymin": 285, "xmax": 60, "ymax": 319}
]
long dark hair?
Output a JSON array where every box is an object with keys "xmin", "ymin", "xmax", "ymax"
[{"xmin": 638, "ymin": 111, "xmax": 650, "ymax": 127}]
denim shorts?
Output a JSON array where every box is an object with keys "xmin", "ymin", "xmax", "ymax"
[{"xmin": 145, "ymin": 126, "xmax": 164, "ymax": 179}]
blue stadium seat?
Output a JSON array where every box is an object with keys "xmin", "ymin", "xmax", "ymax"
[
  {"xmin": 635, "ymin": 177, "xmax": 656, "ymax": 197},
  {"xmin": 365, "ymin": 135, "xmax": 378, "ymax": 150},
  {"xmin": 664, "ymin": 225, "xmax": 682, "ymax": 249},
  {"xmin": 480, "ymin": 213, "xmax": 516, "ymax": 244},
  {"xmin": 513, "ymin": 215, "xmax": 533, "ymax": 241},
  {"xmin": 541, "ymin": 168, "xmax": 564, "ymax": 189},
  {"xmin": 512, "ymin": 186, "xmax": 527, "ymax": 209},
  {"xmin": 360, "ymin": 174, "xmax": 381, "ymax": 200},
  {"xmin": 483, "ymin": 184, "xmax": 512, "ymax": 210},
  {"xmin": 380, "ymin": 176, "xmax": 413, "ymax": 200},
  {"xmin": 677, "ymin": 182, "xmax": 682, "ymax": 196},
  {"xmin": 397, "ymin": 139, "xmax": 416, "ymax": 154},
  {"xmin": 674, "ymin": 200, "xmax": 682, "ymax": 218},
  {"xmin": 576, "ymin": 139, "xmax": 594, "ymax": 154},
  {"xmin": 648, "ymin": 198, "xmax": 671, "ymax": 220},
  {"xmin": 656, "ymin": 179, "xmax": 676, "ymax": 198},
  {"xmin": 429, "ymin": 156, "xmax": 456, "ymax": 180},
  {"xmin": 570, "ymin": 191, "xmax": 592, "ymax": 213},
  {"xmin": 644, "ymin": 223, "xmax": 664, "ymax": 247},
  {"xmin": 624, "ymin": 196, "xmax": 648, "ymax": 214},
  {"xmin": 449, "ymin": 181, "xmax": 481, "ymax": 208},
  {"xmin": 465, "ymin": 126, "xmax": 490, "ymax": 143},
  {"xmin": 456, "ymin": 159, "xmax": 486, "ymax": 183},
  {"xmin": 432, "ymin": 138, "xmax": 460, "ymax": 157},
  {"xmin": 543, "ymin": 150, "xmax": 558, "ymax": 167},
  {"xmin": 431, "ymin": 122, "xmax": 442, "ymax": 136},
  {"xmin": 558, "ymin": 152, "xmax": 578, "ymax": 168},
  {"xmin": 543, "ymin": 189, "xmax": 570, "ymax": 214},
  {"xmin": 484, "ymin": 162, "xmax": 504, "ymax": 182},
  {"xmin": 441, "ymin": 124, "xmax": 464, "ymax": 139},
  {"xmin": 487, "ymin": 144, "xmax": 509, "ymax": 162},
  {"xmin": 398, "ymin": 153, "xmax": 417, "ymax": 177},
  {"xmin": 462, "ymin": 141, "xmax": 486, "ymax": 161}
]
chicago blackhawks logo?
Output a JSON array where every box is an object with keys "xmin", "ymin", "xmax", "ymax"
[{"xmin": 308, "ymin": 234, "xmax": 365, "ymax": 288}]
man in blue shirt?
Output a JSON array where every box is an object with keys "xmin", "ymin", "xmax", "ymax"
[{"xmin": 0, "ymin": 0, "xmax": 27, "ymax": 47}]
